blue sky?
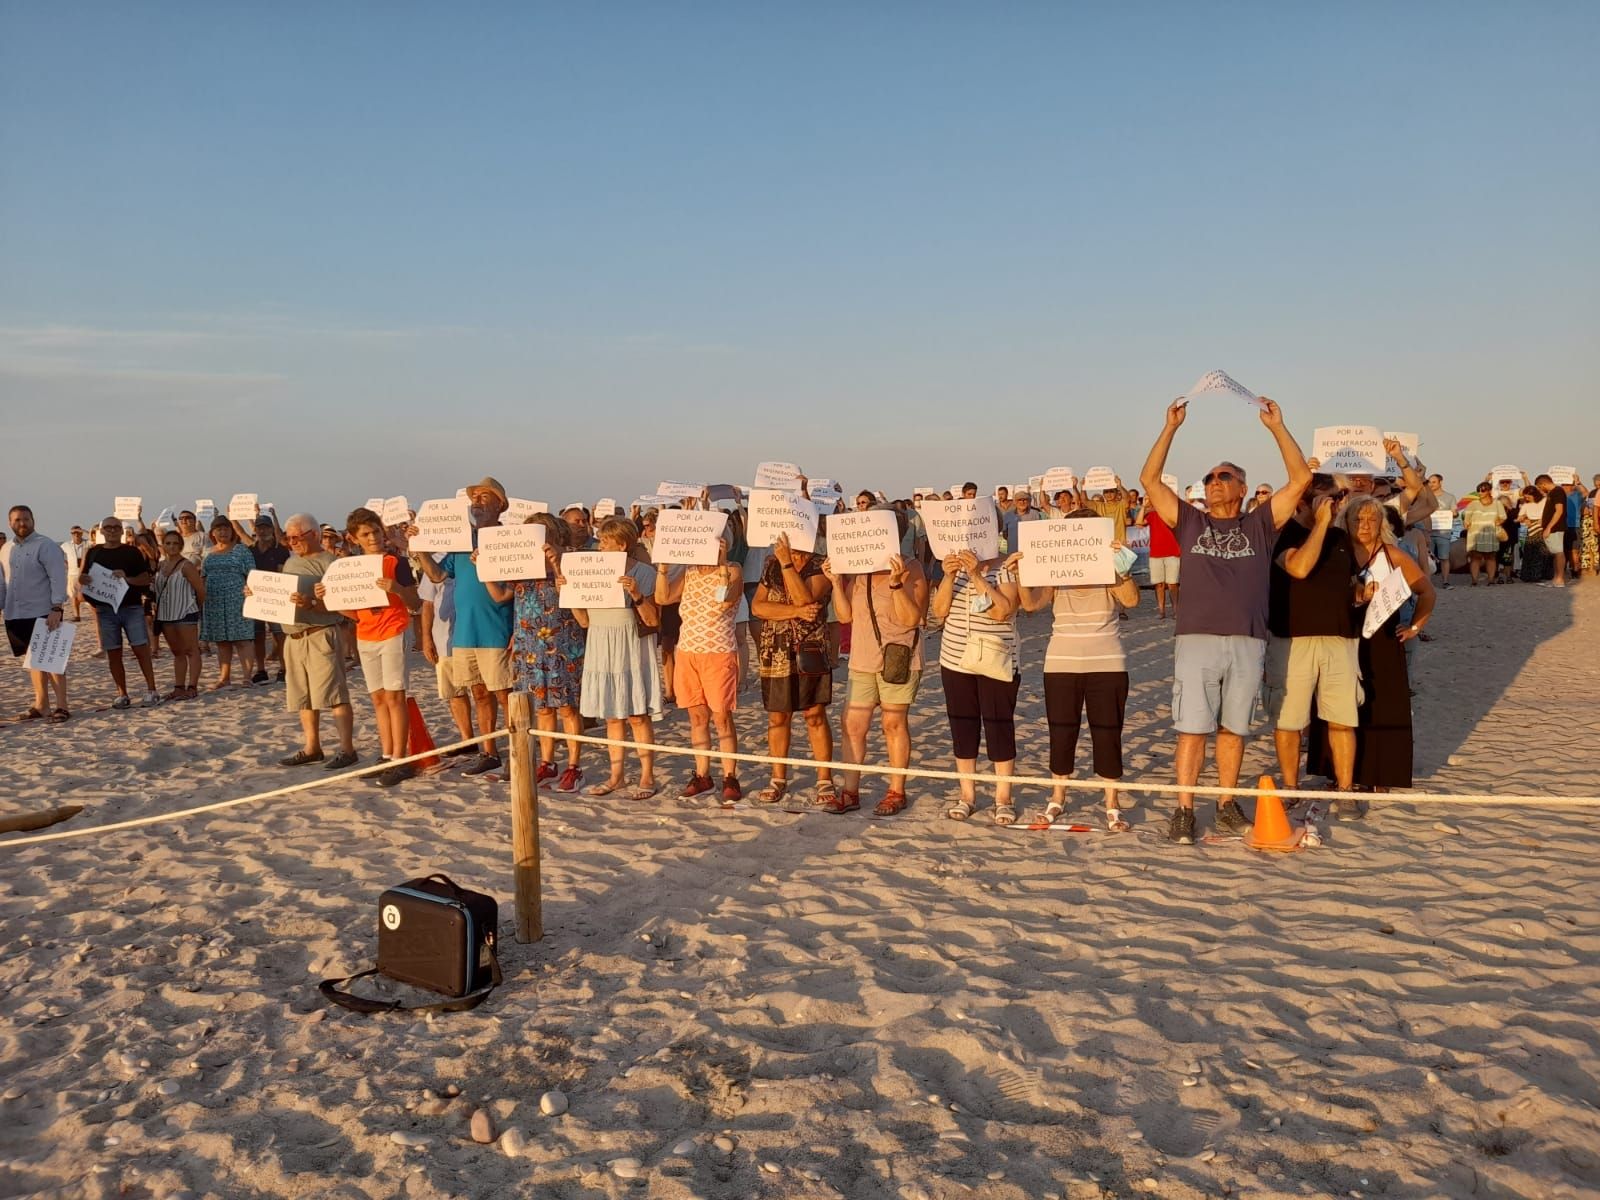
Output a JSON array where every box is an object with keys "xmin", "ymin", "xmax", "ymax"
[{"xmin": 3, "ymin": 2, "xmax": 1596, "ymax": 527}]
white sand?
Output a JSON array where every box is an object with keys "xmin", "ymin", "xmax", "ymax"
[{"xmin": 2, "ymin": 583, "xmax": 1598, "ymax": 1199}]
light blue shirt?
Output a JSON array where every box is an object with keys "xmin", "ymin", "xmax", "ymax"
[{"xmin": 0, "ymin": 532, "xmax": 68, "ymax": 619}]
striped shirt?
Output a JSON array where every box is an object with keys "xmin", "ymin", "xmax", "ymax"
[
  {"xmin": 937, "ymin": 566, "xmax": 1018, "ymax": 672},
  {"xmin": 1043, "ymin": 586, "xmax": 1126, "ymax": 674},
  {"xmin": 152, "ymin": 560, "xmax": 200, "ymax": 622}
]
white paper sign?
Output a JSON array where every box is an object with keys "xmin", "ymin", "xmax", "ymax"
[
  {"xmin": 504, "ymin": 497, "xmax": 549, "ymax": 523},
  {"xmin": 593, "ymin": 498, "xmax": 617, "ymax": 519},
  {"xmin": 1160, "ymin": 473, "xmax": 1180, "ymax": 491},
  {"xmin": 113, "ymin": 497, "xmax": 142, "ymax": 521},
  {"xmin": 915, "ymin": 486, "xmax": 942, "ymax": 500},
  {"xmin": 194, "ymin": 506, "xmax": 217, "ymax": 528},
  {"xmin": 1027, "ymin": 475, "xmax": 1045, "ymax": 499},
  {"xmin": 365, "ymin": 497, "xmax": 386, "ymax": 513},
  {"xmin": 1429, "ymin": 510, "xmax": 1456, "ymax": 532},
  {"xmin": 823, "ymin": 511, "xmax": 898, "ymax": 574},
  {"xmin": 809, "ymin": 481, "xmax": 842, "ymax": 504},
  {"xmin": 242, "ymin": 570, "xmax": 300, "ymax": 624},
  {"xmin": 1082, "ymin": 466, "xmax": 1117, "ymax": 494},
  {"xmin": 321, "ymin": 555, "xmax": 387, "ymax": 611},
  {"xmin": 1363, "ymin": 566, "xmax": 1412, "ymax": 639},
  {"xmin": 655, "ymin": 481, "xmax": 705, "ymax": 499},
  {"xmin": 1124, "ymin": 524, "xmax": 1150, "ymax": 551},
  {"xmin": 1017, "ymin": 518, "xmax": 1115, "ymax": 587},
  {"xmin": 228, "ymin": 493, "xmax": 258, "ymax": 522},
  {"xmin": 410, "ymin": 498, "xmax": 473, "ymax": 553},
  {"xmin": 1041, "ymin": 467, "xmax": 1077, "ymax": 496},
  {"xmin": 154, "ymin": 507, "xmax": 177, "ymax": 531},
  {"xmin": 653, "ymin": 509, "xmax": 728, "ymax": 566},
  {"xmin": 195, "ymin": 498, "xmax": 215, "ymax": 514},
  {"xmin": 1490, "ymin": 465, "xmax": 1522, "ymax": 488},
  {"xmin": 753, "ymin": 461, "xmax": 803, "ymax": 492},
  {"xmin": 558, "ymin": 551, "xmax": 627, "ymax": 609},
  {"xmin": 1312, "ymin": 426, "xmax": 1385, "ymax": 475},
  {"xmin": 23, "ymin": 618, "xmax": 76, "ymax": 675},
  {"xmin": 81, "ymin": 563, "xmax": 129, "ymax": 609},
  {"xmin": 1383, "ymin": 431, "xmax": 1419, "ymax": 475},
  {"xmin": 747, "ymin": 488, "xmax": 819, "ymax": 552},
  {"xmin": 921, "ymin": 499, "xmax": 1000, "ymax": 561},
  {"xmin": 476, "ymin": 523, "xmax": 547, "ymax": 582},
  {"xmin": 380, "ymin": 496, "xmax": 411, "ymax": 527},
  {"xmin": 1549, "ymin": 466, "xmax": 1577, "ymax": 486},
  {"xmin": 1182, "ymin": 369, "xmax": 1266, "ymax": 409}
]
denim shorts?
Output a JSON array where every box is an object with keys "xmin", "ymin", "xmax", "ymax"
[
  {"xmin": 1429, "ymin": 533, "xmax": 1452, "ymax": 564},
  {"xmin": 96, "ymin": 604, "xmax": 149, "ymax": 651},
  {"xmin": 1172, "ymin": 634, "xmax": 1265, "ymax": 736}
]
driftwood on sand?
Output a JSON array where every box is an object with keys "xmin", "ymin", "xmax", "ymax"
[{"xmin": 0, "ymin": 805, "xmax": 83, "ymax": 835}]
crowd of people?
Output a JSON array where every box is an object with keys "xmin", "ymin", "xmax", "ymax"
[{"xmin": 4, "ymin": 401, "xmax": 1594, "ymax": 846}]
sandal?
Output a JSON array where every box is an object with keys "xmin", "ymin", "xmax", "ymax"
[
  {"xmin": 1043, "ymin": 800, "xmax": 1066, "ymax": 824},
  {"xmin": 946, "ymin": 799, "xmax": 975, "ymax": 821},
  {"xmin": 873, "ymin": 790, "xmax": 908, "ymax": 817},
  {"xmin": 19, "ymin": 707, "xmax": 45, "ymax": 721},
  {"xmin": 817, "ymin": 789, "xmax": 860, "ymax": 814},
  {"xmin": 585, "ymin": 779, "xmax": 625, "ymax": 798},
  {"xmin": 626, "ymin": 785, "xmax": 658, "ymax": 801},
  {"xmin": 1105, "ymin": 808, "xmax": 1130, "ymax": 833},
  {"xmin": 993, "ymin": 803, "xmax": 1018, "ymax": 826},
  {"xmin": 755, "ymin": 779, "xmax": 788, "ymax": 805},
  {"xmin": 48, "ymin": 708, "xmax": 70, "ymax": 724}
]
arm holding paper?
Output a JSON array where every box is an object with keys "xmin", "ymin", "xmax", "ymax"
[
  {"xmin": 405, "ymin": 523, "xmax": 449, "ymax": 584},
  {"xmin": 886, "ymin": 556, "xmax": 928, "ymax": 628},
  {"xmin": 1391, "ymin": 548, "xmax": 1435, "ymax": 643},
  {"xmin": 1138, "ymin": 399, "xmax": 1186, "ymax": 528},
  {"xmin": 1261, "ymin": 399, "xmax": 1313, "ymax": 530},
  {"xmin": 1382, "ymin": 436, "xmax": 1428, "ymax": 509}
]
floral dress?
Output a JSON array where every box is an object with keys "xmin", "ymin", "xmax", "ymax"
[
  {"xmin": 200, "ymin": 544, "xmax": 254, "ymax": 643},
  {"xmin": 512, "ymin": 579, "xmax": 585, "ymax": 709}
]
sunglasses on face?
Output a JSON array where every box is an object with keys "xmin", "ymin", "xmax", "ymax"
[{"xmin": 1204, "ymin": 471, "xmax": 1240, "ymax": 485}]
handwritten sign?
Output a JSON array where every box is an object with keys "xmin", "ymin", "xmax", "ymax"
[
  {"xmin": 194, "ymin": 506, "xmax": 217, "ymax": 528},
  {"xmin": 1082, "ymin": 467, "xmax": 1117, "ymax": 494},
  {"xmin": 653, "ymin": 509, "xmax": 728, "ymax": 566},
  {"xmin": 1383, "ymin": 432, "xmax": 1419, "ymax": 475},
  {"xmin": 1160, "ymin": 473, "xmax": 1180, "ymax": 492},
  {"xmin": 753, "ymin": 462, "xmax": 803, "ymax": 492},
  {"xmin": 1490, "ymin": 465, "xmax": 1522, "ymax": 489},
  {"xmin": 81, "ymin": 563, "xmax": 129, "ymax": 609},
  {"xmin": 921, "ymin": 499, "xmax": 1000, "ymax": 561},
  {"xmin": 1363, "ymin": 565, "xmax": 1412, "ymax": 639},
  {"xmin": 1312, "ymin": 426, "xmax": 1385, "ymax": 475},
  {"xmin": 476, "ymin": 523, "xmax": 547, "ymax": 582},
  {"xmin": 824, "ymin": 510, "xmax": 898, "ymax": 574},
  {"xmin": 655, "ymin": 481, "xmax": 705, "ymax": 500},
  {"xmin": 1183, "ymin": 369, "xmax": 1266, "ymax": 410},
  {"xmin": 915, "ymin": 486, "xmax": 942, "ymax": 500},
  {"xmin": 242, "ymin": 570, "xmax": 300, "ymax": 624},
  {"xmin": 23, "ymin": 618, "xmax": 76, "ymax": 675},
  {"xmin": 227, "ymin": 493, "xmax": 258, "ymax": 522},
  {"xmin": 321, "ymin": 555, "xmax": 387, "ymax": 612},
  {"xmin": 747, "ymin": 488, "xmax": 819, "ymax": 552},
  {"xmin": 504, "ymin": 497, "xmax": 549, "ymax": 523},
  {"xmin": 593, "ymin": 498, "xmax": 617, "ymax": 520},
  {"xmin": 113, "ymin": 497, "xmax": 141, "ymax": 521},
  {"xmin": 195, "ymin": 498, "xmax": 215, "ymax": 514},
  {"xmin": 1549, "ymin": 466, "xmax": 1577, "ymax": 487},
  {"xmin": 410, "ymin": 498, "xmax": 473, "ymax": 553},
  {"xmin": 365, "ymin": 497, "xmax": 386, "ymax": 513},
  {"xmin": 1041, "ymin": 467, "xmax": 1077, "ymax": 496},
  {"xmin": 1430, "ymin": 510, "xmax": 1456, "ymax": 532},
  {"xmin": 809, "ymin": 480, "xmax": 842, "ymax": 505},
  {"xmin": 558, "ymin": 551, "xmax": 627, "ymax": 609},
  {"xmin": 153, "ymin": 507, "xmax": 177, "ymax": 532},
  {"xmin": 380, "ymin": 496, "xmax": 411, "ymax": 527},
  {"xmin": 1016, "ymin": 518, "xmax": 1114, "ymax": 588}
]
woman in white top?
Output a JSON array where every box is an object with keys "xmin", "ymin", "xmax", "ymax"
[
  {"xmin": 152, "ymin": 527, "xmax": 206, "ymax": 699},
  {"xmin": 931, "ymin": 548, "xmax": 1022, "ymax": 824},
  {"xmin": 1013, "ymin": 525, "xmax": 1141, "ymax": 831}
]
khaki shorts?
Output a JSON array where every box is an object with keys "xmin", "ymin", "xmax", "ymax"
[
  {"xmin": 452, "ymin": 646, "xmax": 513, "ymax": 693},
  {"xmin": 847, "ymin": 667, "xmax": 922, "ymax": 709},
  {"xmin": 1262, "ymin": 634, "xmax": 1361, "ymax": 732},
  {"xmin": 1148, "ymin": 556, "xmax": 1180, "ymax": 585},
  {"xmin": 283, "ymin": 626, "xmax": 350, "ymax": 713},
  {"xmin": 436, "ymin": 657, "xmax": 468, "ymax": 702}
]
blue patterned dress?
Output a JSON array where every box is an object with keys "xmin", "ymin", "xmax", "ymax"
[
  {"xmin": 200, "ymin": 544, "xmax": 255, "ymax": 643},
  {"xmin": 512, "ymin": 579, "xmax": 586, "ymax": 708}
]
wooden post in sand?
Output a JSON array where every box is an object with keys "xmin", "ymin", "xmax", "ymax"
[{"xmin": 506, "ymin": 692, "xmax": 543, "ymax": 942}]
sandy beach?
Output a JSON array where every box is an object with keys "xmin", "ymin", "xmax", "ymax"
[{"xmin": 2, "ymin": 582, "xmax": 1598, "ymax": 1200}]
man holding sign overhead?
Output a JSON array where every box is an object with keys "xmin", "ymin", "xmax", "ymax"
[{"xmin": 1139, "ymin": 393, "xmax": 1312, "ymax": 845}]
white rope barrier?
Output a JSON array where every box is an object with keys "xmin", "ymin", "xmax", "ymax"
[{"xmin": 3, "ymin": 725, "xmax": 1598, "ymax": 850}]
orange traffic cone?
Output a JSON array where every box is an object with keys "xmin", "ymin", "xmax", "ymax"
[
  {"xmin": 406, "ymin": 697, "xmax": 442, "ymax": 772},
  {"xmin": 1243, "ymin": 775, "xmax": 1301, "ymax": 852}
]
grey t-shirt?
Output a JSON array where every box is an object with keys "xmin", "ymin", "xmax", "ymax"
[
  {"xmin": 1174, "ymin": 503, "xmax": 1279, "ymax": 640},
  {"xmin": 281, "ymin": 551, "xmax": 342, "ymax": 634}
]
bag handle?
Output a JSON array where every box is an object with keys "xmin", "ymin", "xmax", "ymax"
[{"xmin": 319, "ymin": 937, "xmax": 503, "ymax": 1015}]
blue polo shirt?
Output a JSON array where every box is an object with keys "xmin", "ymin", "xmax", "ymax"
[{"xmin": 441, "ymin": 540, "xmax": 512, "ymax": 649}]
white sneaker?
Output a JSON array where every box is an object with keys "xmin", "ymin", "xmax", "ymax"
[
  {"xmin": 1301, "ymin": 802, "xmax": 1324, "ymax": 848},
  {"xmin": 141, "ymin": 690, "xmax": 162, "ymax": 707}
]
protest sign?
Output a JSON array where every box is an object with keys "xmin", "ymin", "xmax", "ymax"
[
  {"xmin": 824, "ymin": 511, "xmax": 898, "ymax": 574},
  {"xmin": 753, "ymin": 462, "xmax": 803, "ymax": 492},
  {"xmin": 746, "ymin": 488, "xmax": 818, "ymax": 552},
  {"xmin": 1430, "ymin": 510, "xmax": 1455, "ymax": 532},
  {"xmin": 809, "ymin": 480, "xmax": 842, "ymax": 505},
  {"xmin": 410, "ymin": 498, "xmax": 473, "ymax": 553},
  {"xmin": 921, "ymin": 499, "xmax": 1000, "ymax": 561},
  {"xmin": 227, "ymin": 493, "xmax": 258, "ymax": 522},
  {"xmin": 1124, "ymin": 524, "xmax": 1150, "ymax": 551},
  {"xmin": 1490, "ymin": 465, "xmax": 1522, "ymax": 488},
  {"xmin": 195, "ymin": 505, "xmax": 217, "ymax": 527},
  {"xmin": 1016, "ymin": 518, "xmax": 1115, "ymax": 587},
  {"xmin": 194, "ymin": 498, "xmax": 215, "ymax": 514},
  {"xmin": 321, "ymin": 555, "xmax": 387, "ymax": 612},
  {"xmin": 1383, "ymin": 432, "xmax": 1419, "ymax": 475},
  {"xmin": 593, "ymin": 498, "xmax": 617, "ymax": 519},
  {"xmin": 915, "ymin": 486, "xmax": 942, "ymax": 500},
  {"xmin": 476, "ymin": 523, "xmax": 547, "ymax": 582},
  {"xmin": 242, "ymin": 570, "xmax": 300, "ymax": 624},
  {"xmin": 365, "ymin": 497, "xmax": 386, "ymax": 513},
  {"xmin": 558, "ymin": 551, "xmax": 627, "ymax": 609},
  {"xmin": 380, "ymin": 496, "xmax": 411, "ymax": 527},
  {"xmin": 81, "ymin": 563, "xmax": 129, "ymax": 609},
  {"xmin": 653, "ymin": 509, "xmax": 728, "ymax": 566},
  {"xmin": 455, "ymin": 487, "xmax": 469, "ymax": 499},
  {"xmin": 153, "ymin": 507, "xmax": 177, "ymax": 532},
  {"xmin": 113, "ymin": 497, "xmax": 141, "ymax": 521},
  {"xmin": 1549, "ymin": 466, "xmax": 1577, "ymax": 486},
  {"xmin": 1363, "ymin": 564, "xmax": 1412, "ymax": 639},
  {"xmin": 1082, "ymin": 467, "xmax": 1117, "ymax": 494},
  {"xmin": 1182, "ymin": 369, "xmax": 1266, "ymax": 409},
  {"xmin": 1160, "ymin": 473, "xmax": 1180, "ymax": 492},
  {"xmin": 655, "ymin": 481, "xmax": 705, "ymax": 499},
  {"xmin": 1312, "ymin": 427, "xmax": 1385, "ymax": 475},
  {"xmin": 1041, "ymin": 467, "xmax": 1077, "ymax": 495},
  {"xmin": 23, "ymin": 618, "xmax": 76, "ymax": 675},
  {"xmin": 1028, "ymin": 475, "xmax": 1045, "ymax": 498},
  {"xmin": 503, "ymin": 497, "xmax": 549, "ymax": 523}
]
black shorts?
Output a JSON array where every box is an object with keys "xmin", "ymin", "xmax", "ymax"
[
  {"xmin": 657, "ymin": 603, "xmax": 682, "ymax": 652},
  {"xmin": 759, "ymin": 663, "xmax": 832, "ymax": 714},
  {"xmin": 5, "ymin": 617, "xmax": 36, "ymax": 658}
]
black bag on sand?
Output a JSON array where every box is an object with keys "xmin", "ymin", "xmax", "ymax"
[{"xmin": 319, "ymin": 874, "xmax": 501, "ymax": 1014}]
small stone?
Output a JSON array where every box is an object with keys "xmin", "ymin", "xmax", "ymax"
[
  {"xmin": 390, "ymin": 1130, "xmax": 432, "ymax": 1148},
  {"xmin": 986, "ymin": 1170, "xmax": 1005, "ymax": 1180},
  {"xmin": 612, "ymin": 1156, "xmax": 643, "ymax": 1179},
  {"xmin": 156, "ymin": 1080, "xmax": 180, "ymax": 1097},
  {"xmin": 500, "ymin": 1127, "xmax": 528, "ymax": 1158},
  {"xmin": 671, "ymin": 1138, "xmax": 696, "ymax": 1156},
  {"xmin": 104, "ymin": 1135, "xmax": 121, "ymax": 1147},
  {"xmin": 444, "ymin": 1084, "xmax": 461, "ymax": 1097},
  {"xmin": 1426, "ymin": 1071, "xmax": 1440, "ymax": 1084},
  {"xmin": 2, "ymin": 1087, "xmax": 23, "ymax": 1101},
  {"xmin": 803, "ymin": 1169, "xmax": 822, "ymax": 1181},
  {"xmin": 1128, "ymin": 1130, "xmax": 1144, "ymax": 1141},
  {"xmin": 539, "ymin": 1090, "xmax": 568, "ymax": 1116},
  {"xmin": 761, "ymin": 1161, "xmax": 780, "ymax": 1174},
  {"xmin": 1142, "ymin": 1180, "xmax": 1160, "ymax": 1192},
  {"xmin": 713, "ymin": 1134, "xmax": 736, "ymax": 1155},
  {"xmin": 1182, "ymin": 1077, "xmax": 1200, "ymax": 1088},
  {"xmin": 1379, "ymin": 924, "xmax": 1396, "ymax": 936},
  {"xmin": 1433, "ymin": 822, "xmax": 1460, "ymax": 835},
  {"xmin": 1199, "ymin": 1149, "xmax": 1217, "ymax": 1162},
  {"xmin": 470, "ymin": 1109, "xmax": 495, "ymax": 1144}
]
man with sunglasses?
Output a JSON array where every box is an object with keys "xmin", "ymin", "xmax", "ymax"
[
  {"xmin": 273, "ymin": 513, "xmax": 358, "ymax": 770},
  {"xmin": 1140, "ymin": 396, "xmax": 1312, "ymax": 845}
]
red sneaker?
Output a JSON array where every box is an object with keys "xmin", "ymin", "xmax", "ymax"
[
  {"xmin": 720, "ymin": 776, "xmax": 742, "ymax": 806},
  {"xmin": 536, "ymin": 761, "xmax": 559, "ymax": 783},
  {"xmin": 556, "ymin": 765, "xmax": 583, "ymax": 793},
  {"xmin": 676, "ymin": 774, "xmax": 715, "ymax": 801}
]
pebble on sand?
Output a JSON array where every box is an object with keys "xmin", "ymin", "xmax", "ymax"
[
  {"xmin": 539, "ymin": 1090, "xmax": 568, "ymax": 1116},
  {"xmin": 612, "ymin": 1156, "xmax": 643, "ymax": 1179},
  {"xmin": 670, "ymin": 1138, "xmax": 696, "ymax": 1156},
  {"xmin": 390, "ymin": 1131, "xmax": 432, "ymax": 1148},
  {"xmin": 156, "ymin": 1080, "xmax": 180, "ymax": 1097},
  {"xmin": 470, "ymin": 1108, "xmax": 495, "ymax": 1144},
  {"xmin": 713, "ymin": 1134, "xmax": 736, "ymax": 1155},
  {"xmin": 500, "ymin": 1127, "xmax": 528, "ymax": 1158}
]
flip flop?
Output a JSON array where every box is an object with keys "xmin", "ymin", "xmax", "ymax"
[
  {"xmin": 585, "ymin": 780, "xmax": 625, "ymax": 798},
  {"xmin": 626, "ymin": 785, "xmax": 658, "ymax": 801},
  {"xmin": 946, "ymin": 799, "xmax": 974, "ymax": 821}
]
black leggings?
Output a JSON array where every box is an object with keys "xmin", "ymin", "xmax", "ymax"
[
  {"xmin": 940, "ymin": 666, "xmax": 1019, "ymax": 763},
  {"xmin": 1044, "ymin": 671, "xmax": 1129, "ymax": 778}
]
